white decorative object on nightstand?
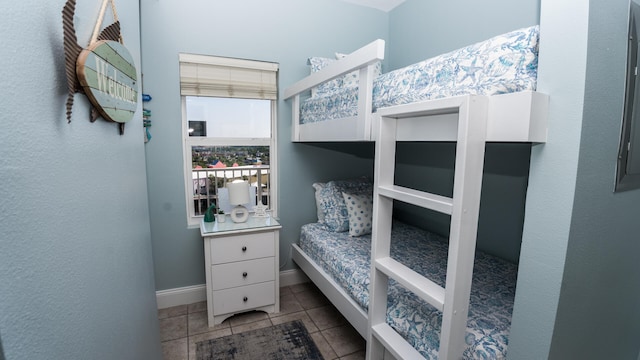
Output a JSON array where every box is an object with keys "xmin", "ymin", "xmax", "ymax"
[
  {"xmin": 227, "ymin": 180, "xmax": 251, "ymax": 223},
  {"xmin": 253, "ymin": 201, "xmax": 268, "ymax": 217},
  {"xmin": 200, "ymin": 216, "xmax": 281, "ymax": 327}
]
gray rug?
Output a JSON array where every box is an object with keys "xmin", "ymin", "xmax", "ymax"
[{"xmin": 195, "ymin": 320, "xmax": 324, "ymax": 360}]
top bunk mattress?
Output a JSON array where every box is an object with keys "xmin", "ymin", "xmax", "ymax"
[
  {"xmin": 299, "ymin": 220, "xmax": 517, "ymax": 359},
  {"xmin": 300, "ymin": 25, "xmax": 539, "ymax": 125}
]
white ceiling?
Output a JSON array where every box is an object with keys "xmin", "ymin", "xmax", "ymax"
[{"xmin": 339, "ymin": 0, "xmax": 405, "ymax": 12}]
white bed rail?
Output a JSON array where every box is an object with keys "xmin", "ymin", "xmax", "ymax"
[
  {"xmin": 372, "ymin": 91, "xmax": 549, "ymax": 143},
  {"xmin": 367, "ymin": 95, "xmax": 489, "ymax": 360},
  {"xmin": 283, "ymin": 39, "xmax": 385, "ymax": 142}
]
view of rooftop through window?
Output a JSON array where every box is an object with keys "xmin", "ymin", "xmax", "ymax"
[{"xmin": 192, "ymin": 146, "xmax": 269, "ymax": 168}]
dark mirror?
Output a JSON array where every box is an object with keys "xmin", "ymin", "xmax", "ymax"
[{"xmin": 616, "ymin": 0, "xmax": 640, "ymax": 192}]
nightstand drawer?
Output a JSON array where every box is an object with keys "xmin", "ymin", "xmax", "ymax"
[
  {"xmin": 212, "ymin": 281, "xmax": 275, "ymax": 315},
  {"xmin": 211, "ymin": 257, "xmax": 275, "ymax": 290},
  {"xmin": 210, "ymin": 231, "xmax": 275, "ymax": 264}
]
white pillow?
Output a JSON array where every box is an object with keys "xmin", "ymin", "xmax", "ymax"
[{"xmin": 342, "ymin": 192, "xmax": 373, "ymax": 237}]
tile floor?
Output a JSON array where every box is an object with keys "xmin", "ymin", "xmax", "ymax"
[{"xmin": 159, "ymin": 282, "xmax": 366, "ymax": 360}]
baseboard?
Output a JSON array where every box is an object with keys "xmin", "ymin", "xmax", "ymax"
[
  {"xmin": 156, "ymin": 269, "xmax": 310, "ymax": 309},
  {"xmin": 279, "ymin": 268, "xmax": 310, "ymax": 287},
  {"xmin": 156, "ymin": 284, "xmax": 207, "ymax": 309}
]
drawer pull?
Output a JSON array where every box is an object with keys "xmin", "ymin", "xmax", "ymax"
[
  {"xmin": 242, "ymin": 246, "xmax": 247, "ymax": 252},
  {"xmin": 243, "ymin": 296, "xmax": 248, "ymax": 302},
  {"xmin": 242, "ymin": 272, "xmax": 248, "ymax": 278}
]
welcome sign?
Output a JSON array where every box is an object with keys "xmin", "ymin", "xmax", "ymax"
[
  {"xmin": 62, "ymin": 0, "xmax": 139, "ymax": 134},
  {"xmin": 76, "ymin": 40, "xmax": 138, "ymax": 124}
]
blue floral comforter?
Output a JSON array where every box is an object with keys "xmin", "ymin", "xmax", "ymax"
[
  {"xmin": 299, "ymin": 221, "xmax": 517, "ymax": 359},
  {"xmin": 300, "ymin": 25, "xmax": 539, "ymax": 125}
]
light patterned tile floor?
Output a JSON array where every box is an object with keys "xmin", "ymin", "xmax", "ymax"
[{"xmin": 159, "ymin": 282, "xmax": 366, "ymax": 360}]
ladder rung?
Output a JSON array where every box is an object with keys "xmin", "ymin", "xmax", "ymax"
[
  {"xmin": 371, "ymin": 323, "xmax": 426, "ymax": 360},
  {"xmin": 377, "ymin": 185, "xmax": 453, "ymax": 215},
  {"xmin": 375, "ymin": 257, "xmax": 445, "ymax": 311}
]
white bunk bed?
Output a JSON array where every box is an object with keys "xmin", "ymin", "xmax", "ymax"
[
  {"xmin": 284, "ymin": 26, "xmax": 549, "ymax": 359},
  {"xmin": 284, "ymin": 26, "xmax": 547, "ymax": 143}
]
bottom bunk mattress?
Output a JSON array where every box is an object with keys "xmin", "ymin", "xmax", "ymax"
[{"xmin": 299, "ymin": 221, "xmax": 518, "ymax": 359}]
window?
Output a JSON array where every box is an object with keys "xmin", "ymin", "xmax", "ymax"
[{"xmin": 179, "ymin": 54, "xmax": 278, "ymax": 225}]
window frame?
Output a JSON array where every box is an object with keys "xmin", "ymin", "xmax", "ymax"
[{"xmin": 180, "ymin": 56, "xmax": 279, "ymax": 227}]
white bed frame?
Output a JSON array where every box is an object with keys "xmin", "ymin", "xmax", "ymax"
[
  {"xmin": 284, "ymin": 39, "xmax": 385, "ymax": 142},
  {"xmin": 284, "ymin": 39, "xmax": 548, "ymax": 143},
  {"xmin": 285, "ymin": 40, "xmax": 549, "ymax": 360}
]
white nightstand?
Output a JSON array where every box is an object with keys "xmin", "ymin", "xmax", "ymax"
[{"xmin": 200, "ymin": 215, "xmax": 281, "ymax": 327}]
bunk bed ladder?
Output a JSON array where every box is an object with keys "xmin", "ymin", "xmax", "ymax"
[{"xmin": 366, "ymin": 95, "xmax": 489, "ymax": 360}]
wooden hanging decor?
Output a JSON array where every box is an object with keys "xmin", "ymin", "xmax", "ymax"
[{"xmin": 62, "ymin": 0, "xmax": 138, "ymax": 135}]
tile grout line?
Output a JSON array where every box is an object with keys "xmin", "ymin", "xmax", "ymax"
[{"xmin": 186, "ymin": 309, "xmax": 190, "ymax": 360}]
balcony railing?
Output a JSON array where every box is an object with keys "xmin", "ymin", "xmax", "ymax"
[{"xmin": 192, "ymin": 165, "xmax": 271, "ymax": 216}]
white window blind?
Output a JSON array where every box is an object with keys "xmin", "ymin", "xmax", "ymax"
[{"xmin": 179, "ymin": 54, "xmax": 278, "ymax": 100}]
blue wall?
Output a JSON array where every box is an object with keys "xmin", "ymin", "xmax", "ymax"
[
  {"xmin": 508, "ymin": 1, "xmax": 589, "ymax": 356},
  {"xmin": 0, "ymin": 1, "xmax": 161, "ymax": 359},
  {"xmin": 546, "ymin": 0, "xmax": 640, "ymax": 358},
  {"xmin": 140, "ymin": 0, "xmax": 387, "ymax": 290}
]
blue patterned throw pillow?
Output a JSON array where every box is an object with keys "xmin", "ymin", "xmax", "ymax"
[
  {"xmin": 307, "ymin": 57, "xmax": 342, "ymax": 97},
  {"xmin": 316, "ymin": 177, "xmax": 372, "ymax": 232},
  {"xmin": 342, "ymin": 192, "xmax": 373, "ymax": 237},
  {"xmin": 312, "ymin": 182, "xmax": 326, "ymax": 223},
  {"xmin": 308, "ymin": 54, "xmax": 382, "ymax": 98},
  {"xmin": 335, "ymin": 52, "xmax": 382, "ymax": 89}
]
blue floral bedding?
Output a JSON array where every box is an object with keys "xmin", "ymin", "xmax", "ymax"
[
  {"xmin": 300, "ymin": 25, "xmax": 539, "ymax": 125},
  {"xmin": 298, "ymin": 221, "xmax": 517, "ymax": 359}
]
